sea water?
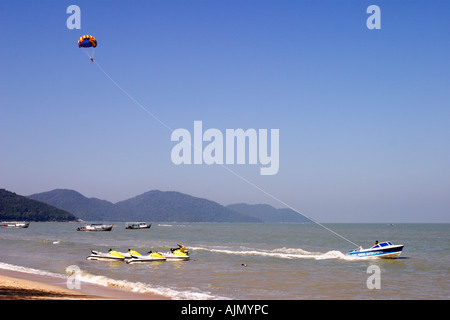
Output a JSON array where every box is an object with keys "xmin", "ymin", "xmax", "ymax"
[{"xmin": 0, "ymin": 222, "xmax": 449, "ymax": 299}]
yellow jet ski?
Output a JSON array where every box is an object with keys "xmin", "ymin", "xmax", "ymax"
[
  {"xmin": 118, "ymin": 249, "xmax": 142, "ymax": 260},
  {"xmin": 161, "ymin": 244, "xmax": 190, "ymax": 261},
  {"xmin": 87, "ymin": 249, "xmax": 125, "ymax": 261},
  {"xmin": 126, "ymin": 250, "xmax": 166, "ymax": 264}
]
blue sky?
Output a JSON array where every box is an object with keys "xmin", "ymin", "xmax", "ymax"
[{"xmin": 1, "ymin": 1, "xmax": 449, "ymax": 222}]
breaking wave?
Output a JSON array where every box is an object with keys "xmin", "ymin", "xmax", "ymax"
[
  {"xmin": 0, "ymin": 261, "xmax": 227, "ymax": 300},
  {"xmin": 66, "ymin": 266, "xmax": 228, "ymax": 300},
  {"xmin": 0, "ymin": 261, "xmax": 66, "ymax": 279}
]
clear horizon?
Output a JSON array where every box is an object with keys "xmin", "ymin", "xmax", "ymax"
[{"xmin": 1, "ymin": 1, "xmax": 449, "ymax": 223}]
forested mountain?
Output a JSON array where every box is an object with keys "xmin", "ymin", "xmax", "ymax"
[
  {"xmin": 113, "ymin": 190, "xmax": 258, "ymax": 222},
  {"xmin": 28, "ymin": 189, "xmax": 258, "ymax": 222},
  {"xmin": 28, "ymin": 189, "xmax": 115, "ymax": 221},
  {"xmin": 26, "ymin": 189, "xmax": 311, "ymax": 223},
  {"xmin": 0, "ymin": 189, "xmax": 77, "ymax": 222}
]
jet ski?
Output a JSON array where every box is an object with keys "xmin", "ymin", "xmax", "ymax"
[
  {"xmin": 86, "ymin": 249, "xmax": 125, "ymax": 261},
  {"xmin": 161, "ymin": 244, "xmax": 190, "ymax": 261},
  {"xmin": 118, "ymin": 249, "xmax": 142, "ymax": 260},
  {"xmin": 348, "ymin": 241, "xmax": 404, "ymax": 259},
  {"xmin": 126, "ymin": 251, "xmax": 166, "ymax": 264}
]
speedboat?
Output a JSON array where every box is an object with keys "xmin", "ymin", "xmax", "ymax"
[
  {"xmin": 77, "ymin": 224, "xmax": 113, "ymax": 231},
  {"xmin": 1, "ymin": 221, "xmax": 30, "ymax": 228},
  {"xmin": 86, "ymin": 249, "xmax": 125, "ymax": 261},
  {"xmin": 125, "ymin": 222, "xmax": 152, "ymax": 229},
  {"xmin": 160, "ymin": 244, "xmax": 190, "ymax": 261},
  {"xmin": 126, "ymin": 251, "xmax": 166, "ymax": 264},
  {"xmin": 348, "ymin": 241, "xmax": 404, "ymax": 259}
]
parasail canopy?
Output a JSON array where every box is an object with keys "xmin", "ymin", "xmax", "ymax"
[{"xmin": 78, "ymin": 35, "xmax": 97, "ymax": 48}]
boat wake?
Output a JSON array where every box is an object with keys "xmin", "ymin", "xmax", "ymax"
[{"xmin": 191, "ymin": 246, "xmax": 362, "ymax": 261}]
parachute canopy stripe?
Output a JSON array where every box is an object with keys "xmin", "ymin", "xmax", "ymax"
[{"xmin": 78, "ymin": 35, "xmax": 97, "ymax": 48}]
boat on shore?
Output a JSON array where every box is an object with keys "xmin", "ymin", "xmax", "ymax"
[
  {"xmin": 1, "ymin": 221, "xmax": 30, "ymax": 228},
  {"xmin": 77, "ymin": 223, "xmax": 113, "ymax": 231},
  {"xmin": 125, "ymin": 222, "xmax": 152, "ymax": 229},
  {"xmin": 348, "ymin": 241, "xmax": 404, "ymax": 259}
]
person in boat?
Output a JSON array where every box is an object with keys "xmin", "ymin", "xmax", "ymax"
[{"xmin": 372, "ymin": 240, "xmax": 379, "ymax": 247}]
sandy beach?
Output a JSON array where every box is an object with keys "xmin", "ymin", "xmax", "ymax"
[
  {"xmin": 0, "ymin": 268, "xmax": 169, "ymax": 300},
  {"xmin": 0, "ymin": 273, "xmax": 105, "ymax": 300}
]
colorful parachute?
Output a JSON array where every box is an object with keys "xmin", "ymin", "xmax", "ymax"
[
  {"xmin": 78, "ymin": 35, "xmax": 97, "ymax": 61},
  {"xmin": 78, "ymin": 35, "xmax": 97, "ymax": 48}
]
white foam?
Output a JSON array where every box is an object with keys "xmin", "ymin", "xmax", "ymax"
[
  {"xmin": 0, "ymin": 261, "xmax": 66, "ymax": 279},
  {"xmin": 191, "ymin": 245, "xmax": 360, "ymax": 261},
  {"xmin": 0, "ymin": 261, "xmax": 226, "ymax": 300},
  {"xmin": 66, "ymin": 267, "xmax": 228, "ymax": 300}
]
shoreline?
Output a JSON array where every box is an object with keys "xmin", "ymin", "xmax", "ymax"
[{"xmin": 0, "ymin": 267, "xmax": 169, "ymax": 300}]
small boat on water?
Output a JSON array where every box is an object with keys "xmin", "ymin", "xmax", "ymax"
[
  {"xmin": 125, "ymin": 222, "xmax": 152, "ymax": 229},
  {"xmin": 161, "ymin": 244, "xmax": 190, "ymax": 261},
  {"xmin": 77, "ymin": 223, "xmax": 113, "ymax": 231},
  {"xmin": 348, "ymin": 241, "xmax": 404, "ymax": 259},
  {"xmin": 87, "ymin": 245, "xmax": 190, "ymax": 263},
  {"xmin": 117, "ymin": 249, "xmax": 142, "ymax": 260},
  {"xmin": 1, "ymin": 221, "xmax": 30, "ymax": 228},
  {"xmin": 126, "ymin": 251, "xmax": 166, "ymax": 264},
  {"xmin": 87, "ymin": 249, "xmax": 125, "ymax": 261}
]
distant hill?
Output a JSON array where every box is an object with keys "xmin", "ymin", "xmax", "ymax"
[
  {"xmin": 28, "ymin": 189, "xmax": 259, "ymax": 222},
  {"xmin": 114, "ymin": 190, "xmax": 259, "ymax": 222},
  {"xmin": 27, "ymin": 188, "xmax": 312, "ymax": 223},
  {"xmin": 28, "ymin": 189, "xmax": 115, "ymax": 221},
  {"xmin": 227, "ymin": 203, "xmax": 311, "ymax": 223},
  {"xmin": 0, "ymin": 189, "xmax": 77, "ymax": 222}
]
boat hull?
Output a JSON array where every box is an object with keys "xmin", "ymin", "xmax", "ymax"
[
  {"xmin": 86, "ymin": 255, "xmax": 124, "ymax": 261},
  {"xmin": 1, "ymin": 222, "xmax": 30, "ymax": 228},
  {"xmin": 77, "ymin": 224, "xmax": 113, "ymax": 231},
  {"xmin": 125, "ymin": 225, "xmax": 151, "ymax": 229},
  {"xmin": 126, "ymin": 255, "xmax": 166, "ymax": 264},
  {"xmin": 348, "ymin": 245, "xmax": 404, "ymax": 259},
  {"xmin": 163, "ymin": 253, "xmax": 190, "ymax": 261},
  {"xmin": 86, "ymin": 251, "xmax": 125, "ymax": 261}
]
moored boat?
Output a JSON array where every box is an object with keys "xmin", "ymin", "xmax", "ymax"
[
  {"xmin": 348, "ymin": 241, "xmax": 404, "ymax": 259},
  {"xmin": 125, "ymin": 222, "xmax": 152, "ymax": 229},
  {"xmin": 160, "ymin": 244, "xmax": 190, "ymax": 261},
  {"xmin": 1, "ymin": 221, "xmax": 30, "ymax": 228},
  {"xmin": 77, "ymin": 223, "xmax": 113, "ymax": 231},
  {"xmin": 126, "ymin": 251, "xmax": 166, "ymax": 264},
  {"xmin": 117, "ymin": 249, "xmax": 142, "ymax": 260},
  {"xmin": 86, "ymin": 249, "xmax": 125, "ymax": 261}
]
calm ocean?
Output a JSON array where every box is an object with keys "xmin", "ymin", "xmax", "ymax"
[{"xmin": 0, "ymin": 222, "xmax": 448, "ymax": 299}]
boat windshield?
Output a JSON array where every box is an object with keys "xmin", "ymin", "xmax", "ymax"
[{"xmin": 372, "ymin": 241, "xmax": 393, "ymax": 248}]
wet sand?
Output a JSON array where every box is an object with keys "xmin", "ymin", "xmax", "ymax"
[{"xmin": 0, "ymin": 268, "xmax": 169, "ymax": 300}]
